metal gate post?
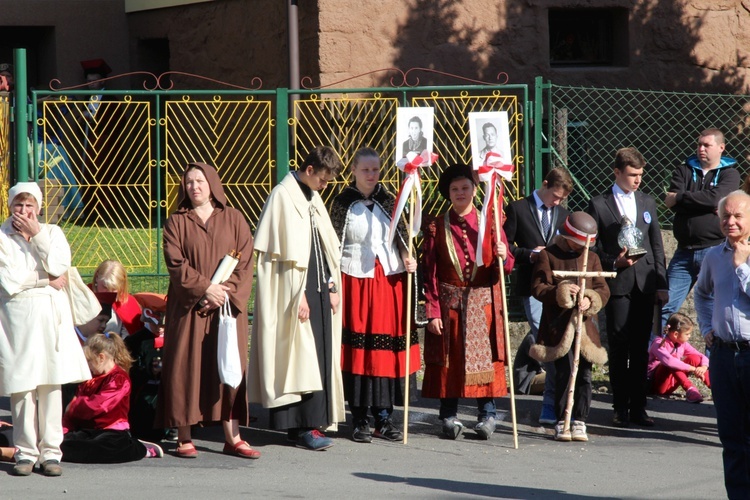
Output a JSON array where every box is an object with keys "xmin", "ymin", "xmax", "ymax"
[{"xmin": 13, "ymin": 48, "xmax": 29, "ymax": 182}]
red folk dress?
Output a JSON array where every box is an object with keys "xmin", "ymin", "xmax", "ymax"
[{"xmin": 421, "ymin": 208, "xmax": 514, "ymax": 399}]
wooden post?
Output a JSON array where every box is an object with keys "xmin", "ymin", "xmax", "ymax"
[
  {"xmin": 494, "ymin": 185, "xmax": 518, "ymax": 450},
  {"xmin": 402, "ymin": 186, "xmax": 415, "ymax": 445}
]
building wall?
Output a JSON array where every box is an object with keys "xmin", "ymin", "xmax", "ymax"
[
  {"xmin": 1, "ymin": 0, "xmax": 748, "ymax": 93},
  {"xmin": 127, "ymin": 0, "xmax": 293, "ymax": 90},
  {"xmin": 0, "ymin": 0, "xmax": 129, "ymax": 90},
  {"xmin": 314, "ymin": 0, "xmax": 750, "ymax": 93}
]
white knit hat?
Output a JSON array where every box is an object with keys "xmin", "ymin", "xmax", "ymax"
[{"xmin": 8, "ymin": 182, "xmax": 43, "ymax": 209}]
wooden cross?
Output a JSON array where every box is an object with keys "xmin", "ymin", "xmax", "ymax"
[{"xmin": 552, "ymin": 239, "xmax": 616, "ymax": 434}]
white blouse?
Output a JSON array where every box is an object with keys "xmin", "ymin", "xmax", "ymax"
[{"xmin": 340, "ymin": 201, "xmax": 405, "ymax": 278}]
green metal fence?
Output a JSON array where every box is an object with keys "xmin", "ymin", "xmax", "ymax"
[
  {"xmin": 27, "ymin": 82, "xmax": 530, "ymax": 307},
  {"xmin": 535, "ymin": 77, "xmax": 750, "ymax": 224}
]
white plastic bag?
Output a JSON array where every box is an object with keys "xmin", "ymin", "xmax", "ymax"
[
  {"xmin": 217, "ymin": 293, "xmax": 242, "ymax": 388},
  {"xmin": 65, "ymin": 267, "xmax": 102, "ymax": 325}
]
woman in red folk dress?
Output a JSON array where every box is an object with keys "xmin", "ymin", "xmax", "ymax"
[
  {"xmin": 330, "ymin": 147, "xmax": 420, "ymax": 443},
  {"xmin": 422, "ymin": 163, "xmax": 514, "ymax": 440}
]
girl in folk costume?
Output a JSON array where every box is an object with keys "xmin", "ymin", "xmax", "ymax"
[
  {"xmin": 330, "ymin": 147, "xmax": 420, "ymax": 443},
  {"xmin": 422, "ymin": 163, "xmax": 515, "ymax": 441},
  {"xmin": 157, "ymin": 162, "xmax": 258, "ymax": 459},
  {"xmin": 249, "ymin": 146, "xmax": 346, "ymax": 451},
  {"xmin": 61, "ymin": 333, "xmax": 163, "ymax": 462},
  {"xmin": 0, "ymin": 182, "xmax": 91, "ymax": 477},
  {"xmin": 530, "ymin": 212, "xmax": 610, "ymax": 442}
]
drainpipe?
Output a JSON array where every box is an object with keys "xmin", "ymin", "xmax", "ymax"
[{"xmin": 288, "ymin": 0, "xmax": 299, "ymax": 159}]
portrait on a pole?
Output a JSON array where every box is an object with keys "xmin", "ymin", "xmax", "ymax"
[
  {"xmin": 396, "ymin": 107, "xmax": 434, "ymax": 163},
  {"xmin": 469, "ymin": 111, "xmax": 512, "ymax": 169}
]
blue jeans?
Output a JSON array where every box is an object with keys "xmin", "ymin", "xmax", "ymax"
[
  {"xmin": 661, "ymin": 247, "xmax": 713, "ymax": 328},
  {"xmin": 709, "ymin": 343, "xmax": 750, "ymax": 498},
  {"xmin": 523, "ymin": 296, "xmax": 556, "ymax": 408},
  {"xmin": 439, "ymin": 398, "xmax": 495, "ymax": 421}
]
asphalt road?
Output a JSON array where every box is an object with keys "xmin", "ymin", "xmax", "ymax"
[{"xmin": 0, "ymin": 392, "xmax": 724, "ymax": 500}]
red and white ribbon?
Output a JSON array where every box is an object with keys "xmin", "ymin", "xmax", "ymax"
[
  {"xmin": 475, "ymin": 151, "xmax": 515, "ymax": 267},
  {"xmin": 388, "ymin": 150, "xmax": 439, "ymax": 246}
]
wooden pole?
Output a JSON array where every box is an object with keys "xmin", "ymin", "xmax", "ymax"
[
  {"xmin": 552, "ymin": 270, "xmax": 617, "ymax": 279},
  {"xmin": 402, "ymin": 185, "xmax": 415, "ymax": 445},
  {"xmin": 562, "ymin": 235, "xmax": 592, "ymax": 434},
  {"xmin": 494, "ymin": 184, "xmax": 518, "ymax": 450}
]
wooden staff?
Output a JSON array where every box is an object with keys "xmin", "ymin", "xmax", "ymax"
[
  {"xmin": 553, "ymin": 270, "xmax": 616, "ymax": 279},
  {"xmin": 402, "ymin": 186, "xmax": 415, "ymax": 445},
  {"xmin": 562, "ymin": 235, "xmax": 592, "ymax": 434},
  {"xmin": 494, "ymin": 185, "xmax": 518, "ymax": 450}
]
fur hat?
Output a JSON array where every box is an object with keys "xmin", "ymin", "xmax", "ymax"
[
  {"xmin": 8, "ymin": 182, "xmax": 43, "ymax": 209},
  {"xmin": 561, "ymin": 211, "xmax": 597, "ymax": 247},
  {"xmin": 438, "ymin": 163, "xmax": 477, "ymax": 199}
]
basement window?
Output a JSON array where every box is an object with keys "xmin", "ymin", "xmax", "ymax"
[{"xmin": 549, "ymin": 8, "xmax": 629, "ymax": 67}]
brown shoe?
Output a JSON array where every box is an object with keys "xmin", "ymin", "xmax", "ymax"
[
  {"xmin": 12, "ymin": 459, "xmax": 34, "ymax": 476},
  {"xmin": 630, "ymin": 409, "xmax": 655, "ymax": 427},
  {"xmin": 41, "ymin": 459, "xmax": 62, "ymax": 477},
  {"xmin": 612, "ymin": 409, "xmax": 629, "ymax": 428}
]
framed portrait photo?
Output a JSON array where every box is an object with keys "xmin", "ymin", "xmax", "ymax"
[
  {"xmin": 468, "ymin": 111, "xmax": 512, "ymax": 170},
  {"xmin": 396, "ymin": 107, "xmax": 435, "ymax": 164}
]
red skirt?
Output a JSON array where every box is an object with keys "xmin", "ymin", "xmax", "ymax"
[{"xmin": 340, "ymin": 260, "xmax": 420, "ymax": 379}]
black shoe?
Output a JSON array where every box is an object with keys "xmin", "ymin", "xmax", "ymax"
[
  {"xmin": 612, "ymin": 409, "xmax": 630, "ymax": 428},
  {"xmin": 630, "ymin": 409, "xmax": 655, "ymax": 427},
  {"xmin": 474, "ymin": 417, "xmax": 496, "ymax": 440},
  {"xmin": 441, "ymin": 417, "xmax": 464, "ymax": 440},
  {"xmin": 373, "ymin": 420, "xmax": 403, "ymax": 441},
  {"xmin": 352, "ymin": 423, "xmax": 373, "ymax": 443}
]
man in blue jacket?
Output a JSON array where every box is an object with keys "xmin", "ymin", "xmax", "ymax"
[{"xmin": 662, "ymin": 128, "xmax": 741, "ymax": 326}]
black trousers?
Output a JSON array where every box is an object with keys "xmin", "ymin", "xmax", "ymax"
[
  {"xmin": 605, "ymin": 290, "xmax": 654, "ymax": 413},
  {"xmin": 554, "ymin": 348, "xmax": 592, "ymax": 422},
  {"xmin": 61, "ymin": 429, "xmax": 146, "ymax": 463}
]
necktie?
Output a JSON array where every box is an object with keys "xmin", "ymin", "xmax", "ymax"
[{"xmin": 541, "ymin": 205, "xmax": 551, "ymax": 241}]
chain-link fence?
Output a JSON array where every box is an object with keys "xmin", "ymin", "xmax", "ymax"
[{"xmin": 544, "ymin": 84, "xmax": 750, "ymax": 225}]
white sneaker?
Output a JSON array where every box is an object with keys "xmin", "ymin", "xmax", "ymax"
[
  {"xmin": 139, "ymin": 440, "xmax": 164, "ymax": 458},
  {"xmin": 571, "ymin": 421, "xmax": 588, "ymax": 442},
  {"xmin": 554, "ymin": 421, "xmax": 571, "ymax": 442}
]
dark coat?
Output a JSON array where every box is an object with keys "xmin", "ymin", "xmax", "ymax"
[{"xmin": 586, "ymin": 190, "xmax": 667, "ymax": 296}]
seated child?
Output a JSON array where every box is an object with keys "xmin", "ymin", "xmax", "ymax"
[
  {"xmin": 648, "ymin": 312, "xmax": 710, "ymax": 403},
  {"xmin": 530, "ymin": 212, "xmax": 610, "ymax": 442},
  {"xmin": 60, "ymin": 333, "xmax": 163, "ymax": 463}
]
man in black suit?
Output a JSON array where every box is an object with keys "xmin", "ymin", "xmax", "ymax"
[
  {"xmin": 587, "ymin": 147, "xmax": 668, "ymax": 428},
  {"xmin": 504, "ymin": 167, "xmax": 573, "ymax": 424}
]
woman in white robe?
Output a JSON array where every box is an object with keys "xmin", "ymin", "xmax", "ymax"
[{"xmin": 0, "ymin": 182, "xmax": 90, "ymax": 476}]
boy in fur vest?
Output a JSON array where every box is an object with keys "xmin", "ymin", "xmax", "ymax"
[{"xmin": 530, "ymin": 212, "xmax": 610, "ymax": 442}]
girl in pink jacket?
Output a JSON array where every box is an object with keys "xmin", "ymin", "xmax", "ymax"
[{"xmin": 647, "ymin": 313, "xmax": 710, "ymax": 403}]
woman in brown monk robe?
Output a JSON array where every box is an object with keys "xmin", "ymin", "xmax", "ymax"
[{"xmin": 157, "ymin": 162, "xmax": 258, "ymax": 459}]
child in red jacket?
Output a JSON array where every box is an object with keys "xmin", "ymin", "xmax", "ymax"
[{"xmin": 61, "ymin": 333, "xmax": 163, "ymax": 462}]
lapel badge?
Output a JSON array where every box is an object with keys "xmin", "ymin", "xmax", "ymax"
[{"xmin": 643, "ymin": 211, "xmax": 651, "ymax": 224}]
